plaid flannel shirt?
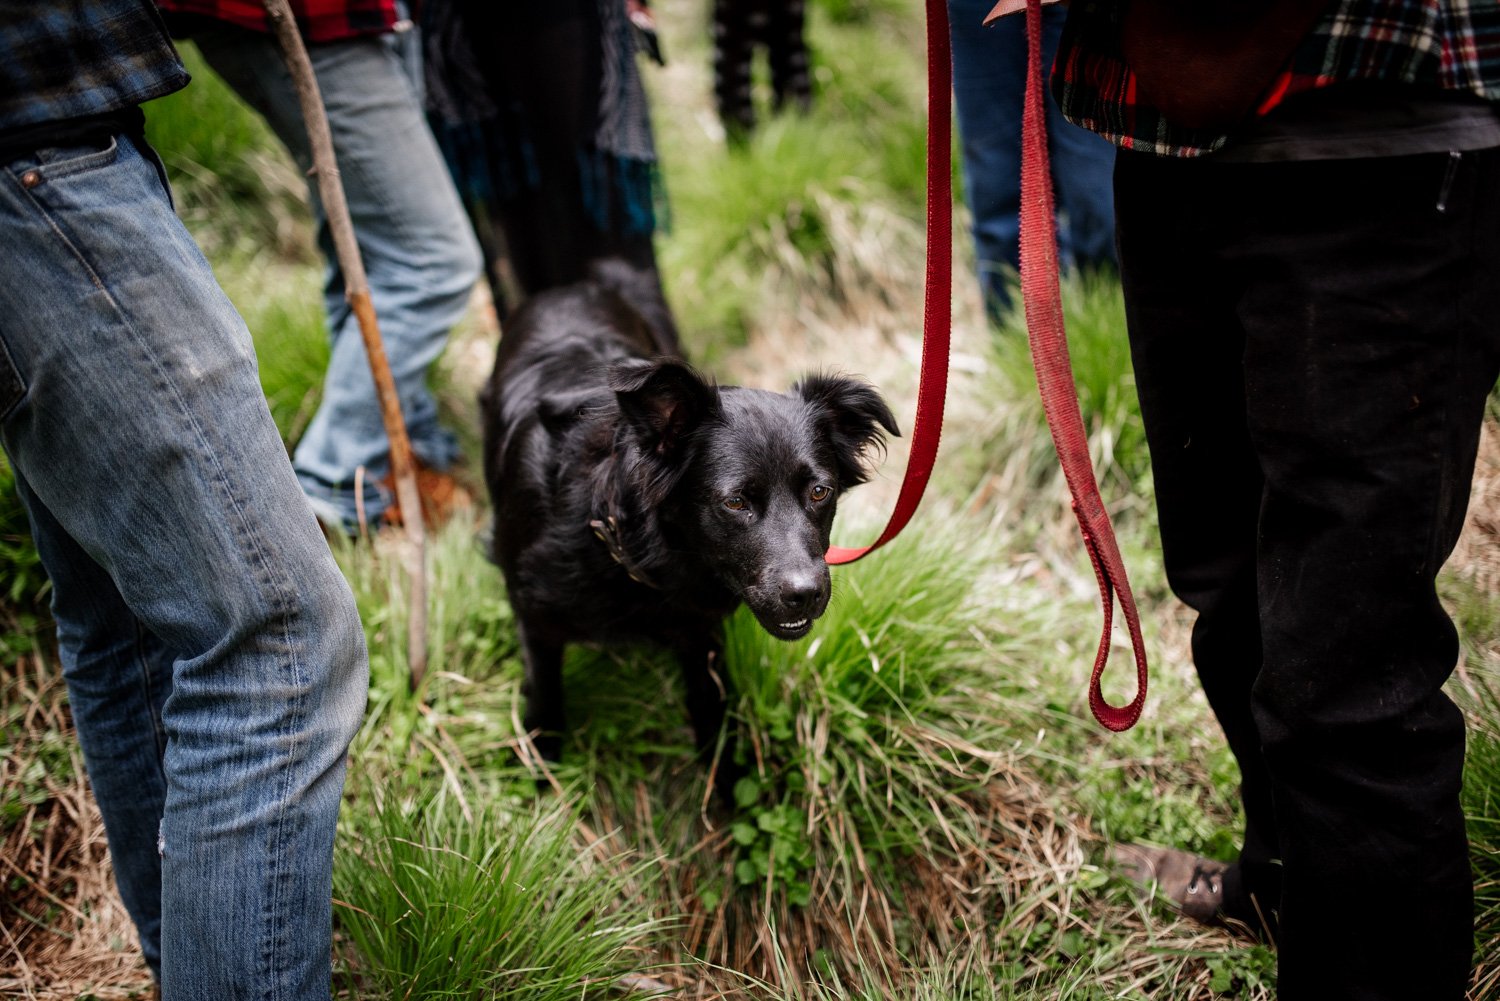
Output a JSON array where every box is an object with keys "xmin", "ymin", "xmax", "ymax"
[
  {"xmin": 156, "ymin": 0, "xmax": 398, "ymax": 43},
  {"xmin": 1054, "ymin": 0, "xmax": 1500, "ymax": 155},
  {"xmin": 0, "ymin": 1, "xmax": 189, "ymax": 131}
]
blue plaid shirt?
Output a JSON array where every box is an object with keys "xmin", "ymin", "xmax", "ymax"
[{"xmin": 0, "ymin": 1, "xmax": 189, "ymax": 131}]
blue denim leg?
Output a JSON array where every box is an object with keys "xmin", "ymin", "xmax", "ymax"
[
  {"xmin": 13, "ymin": 468, "xmax": 173, "ymax": 973},
  {"xmin": 1046, "ymin": 89, "xmax": 1117, "ymax": 272},
  {"xmin": 948, "ymin": 0, "xmax": 1117, "ymax": 320},
  {"xmin": 192, "ymin": 28, "xmax": 482, "ymax": 530},
  {"xmin": 0, "ymin": 132, "xmax": 368, "ymax": 999}
]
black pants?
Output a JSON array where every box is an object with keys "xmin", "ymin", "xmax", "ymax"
[{"xmin": 1115, "ymin": 146, "xmax": 1500, "ymax": 1000}]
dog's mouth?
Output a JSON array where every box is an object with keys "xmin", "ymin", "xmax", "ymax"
[
  {"xmin": 752, "ymin": 610, "xmax": 819, "ymax": 641},
  {"xmin": 745, "ymin": 571, "xmax": 830, "ymax": 642}
]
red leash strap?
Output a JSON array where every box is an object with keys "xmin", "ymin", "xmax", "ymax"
[
  {"xmin": 825, "ymin": 0, "xmax": 951, "ymax": 566},
  {"xmin": 1018, "ymin": 0, "xmax": 1146, "ymax": 730},
  {"xmin": 826, "ymin": 0, "xmax": 1146, "ymax": 732}
]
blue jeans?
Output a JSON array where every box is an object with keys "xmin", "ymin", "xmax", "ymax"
[
  {"xmin": 948, "ymin": 0, "xmax": 1117, "ymax": 320},
  {"xmin": 192, "ymin": 25, "xmax": 482, "ymax": 530},
  {"xmin": 0, "ymin": 131, "xmax": 367, "ymax": 999}
]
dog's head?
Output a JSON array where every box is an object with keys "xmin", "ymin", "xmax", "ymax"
[{"xmin": 611, "ymin": 360, "xmax": 899, "ymax": 640}]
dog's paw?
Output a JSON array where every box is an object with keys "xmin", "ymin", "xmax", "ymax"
[
  {"xmin": 524, "ymin": 733, "xmax": 563, "ymax": 797},
  {"xmin": 529, "ymin": 731, "xmax": 563, "ymax": 765}
]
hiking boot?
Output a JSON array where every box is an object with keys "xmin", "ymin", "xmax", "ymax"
[
  {"xmin": 381, "ymin": 463, "xmax": 474, "ymax": 530},
  {"xmin": 1107, "ymin": 842, "xmax": 1263, "ymax": 938}
]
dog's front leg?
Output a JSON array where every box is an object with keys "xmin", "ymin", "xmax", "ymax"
[
  {"xmin": 674, "ymin": 633, "xmax": 742, "ymax": 804},
  {"xmin": 518, "ymin": 620, "xmax": 566, "ymax": 764}
]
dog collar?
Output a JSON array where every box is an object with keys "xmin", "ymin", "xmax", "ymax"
[{"xmin": 589, "ymin": 515, "xmax": 660, "ymax": 589}]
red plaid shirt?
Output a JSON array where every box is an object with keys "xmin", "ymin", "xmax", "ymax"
[
  {"xmin": 1055, "ymin": 0, "xmax": 1500, "ymax": 156},
  {"xmin": 157, "ymin": 0, "xmax": 398, "ymax": 43}
]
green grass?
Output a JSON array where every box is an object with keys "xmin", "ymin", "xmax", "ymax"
[
  {"xmin": 0, "ymin": 455, "xmax": 49, "ymax": 661},
  {"xmin": 989, "ymin": 273, "xmax": 1150, "ymax": 498},
  {"xmin": 722, "ymin": 526, "xmax": 1007, "ymax": 887},
  {"xmin": 333, "ymin": 789, "xmax": 667, "ymax": 999},
  {"xmin": 651, "ymin": 0, "xmax": 930, "ymax": 356},
  {"xmin": 1466, "ymin": 675, "xmax": 1500, "ymax": 999},
  {"xmin": 727, "ymin": 538, "xmax": 988, "ymax": 907},
  {"xmin": 143, "ymin": 42, "xmax": 312, "ymax": 263},
  {"xmin": 1455, "ymin": 570, "xmax": 1500, "ymax": 997}
]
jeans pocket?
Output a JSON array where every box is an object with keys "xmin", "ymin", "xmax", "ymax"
[{"xmin": 23, "ymin": 135, "xmax": 121, "ymax": 184}]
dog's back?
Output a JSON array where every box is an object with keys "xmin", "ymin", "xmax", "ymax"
[
  {"xmin": 480, "ymin": 264, "xmax": 721, "ymax": 639},
  {"xmin": 484, "ymin": 271, "xmax": 668, "ymax": 430},
  {"xmin": 482, "ymin": 261, "xmax": 670, "ymax": 515}
]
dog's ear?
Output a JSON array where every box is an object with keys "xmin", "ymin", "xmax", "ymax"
[
  {"xmin": 795, "ymin": 374, "xmax": 901, "ymax": 487},
  {"xmin": 610, "ymin": 359, "xmax": 716, "ymax": 459}
]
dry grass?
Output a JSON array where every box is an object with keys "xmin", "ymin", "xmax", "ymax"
[
  {"xmin": 591, "ymin": 776, "xmax": 1085, "ymax": 998},
  {"xmin": 1, "ymin": 656, "xmax": 153, "ymax": 999},
  {"xmin": 1454, "ymin": 417, "xmax": 1500, "ymax": 599}
]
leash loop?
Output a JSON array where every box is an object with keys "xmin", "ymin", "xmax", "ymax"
[
  {"xmin": 826, "ymin": 0, "xmax": 1146, "ymax": 731},
  {"xmin": 1019, "ymin": 0, "xmax": 1146, "ymax": 730}
]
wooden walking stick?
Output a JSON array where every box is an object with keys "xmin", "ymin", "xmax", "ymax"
[{"xmin": 262, "ymin": 0, "xmax": 430, "ymax": 691}]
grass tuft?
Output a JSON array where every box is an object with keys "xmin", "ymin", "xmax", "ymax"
[
  {"xmin": 1463, "ymin": 668, "xmax": 1500, "ymax": 997},
  {"xmin": 0, "ymin": 456, "xmax": 49, "ymax": 660},
  {"xmin": 989, "ymin": 273, "xmax": 1150, "ymax": 496},
  {"xmin": 334, "ymin": 789, "xmax": 668, "ymax": 1000}
]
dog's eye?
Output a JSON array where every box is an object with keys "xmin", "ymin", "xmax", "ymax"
[
  {"xmin": 809, "ymin": 484, "xmax": 832, "ymax": 503},
  {"xmin": 723, "ymin": 495, "xmax": 747, "ymax": 512}
]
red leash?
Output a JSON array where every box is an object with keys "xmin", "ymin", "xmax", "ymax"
[
  {"xmin": 826, "ymin": 0, "xmax": 1147, "ymax": 731},
  {"xmin": 824, "ymin": 0, "xmax": 952, "ymax": 567},
  {"xmin": 1016, "ymin": 0, "xmax": 1147, "ymax": 731}
]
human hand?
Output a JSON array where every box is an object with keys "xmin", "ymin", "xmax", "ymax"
[{"xmin": 983, "ymin": 0, "xmax": 1064, "ymax": 25}]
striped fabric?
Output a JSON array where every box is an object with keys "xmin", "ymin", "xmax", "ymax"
[{"xmin": 1054, "ymin": 0, "xmax": 1500, "ymax": 155}]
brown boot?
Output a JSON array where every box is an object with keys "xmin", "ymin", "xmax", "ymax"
[
  {"xmin": 381, "ymin": 463, "xmax": 473, "ymax": 530},
  {"xmin": 1106, "ymin": 842, "xmax": 1268, "ymax": 940}
]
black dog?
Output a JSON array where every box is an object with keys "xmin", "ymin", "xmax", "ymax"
[{"xmin": 480, "ymin": 262, "xmax": 897, "ymax": 794}]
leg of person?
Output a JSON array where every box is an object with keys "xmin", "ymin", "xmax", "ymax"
[
  {"xmin": 948, "ymin": 0, "xmax": 1028, "ymax": 320},
  {"xmin": 478, "ymin": 4, "xmax": 610, "ymax": 297},
  {"xmin": 766, "ymin": 0, "xmax": 812, "ymax": 114},
  {"xmin": 10, "ymin": 470, "xmax": 173, "ymax": 978},
  {"xmin": 713, "ymin": 0, "xmax": 759, "ymax": 140},
  {"xmin": 193, "ymin": 28, "xmax": 482, "ymax": 531},
  {"xmin": 1041, "ymin": 6, "xmax": 1116, "ymax": 273},
  {"xmin": 1232, "ymin": 149, "xmax": 1498, "ymax": 999},
  {"xmin": 0, "ymin": 131, "xmax": 368, "ymax": 999},
  {"xmin": 1113, "ymin": 149, "xmax": 1283, "ymax": 933}
]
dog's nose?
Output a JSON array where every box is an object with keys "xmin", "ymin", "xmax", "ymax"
[{"xmin": 779, "ymin": 576, "xmax": 822, "ymax": 612}]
